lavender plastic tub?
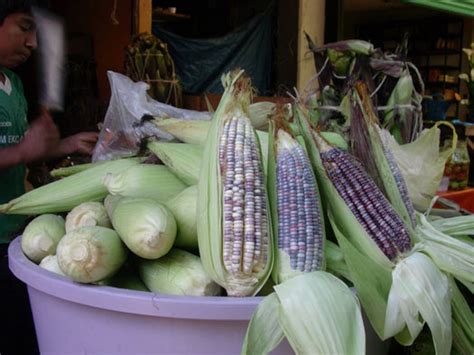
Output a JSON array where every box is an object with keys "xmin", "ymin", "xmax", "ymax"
[{"xmin": 9, "ymin": 237, "xmax": 388, "ymax": 355}]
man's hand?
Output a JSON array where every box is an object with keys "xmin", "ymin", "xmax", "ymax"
[
  {"xmin": 58, "ymin": 132, "xmax": 99, "ymax": 156},
  {"xmin": 17, "ymin": 110, "xmax": 60, "ymax": 163}
]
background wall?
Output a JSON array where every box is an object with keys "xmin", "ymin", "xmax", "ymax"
[{"xmin": 51, "ymin": 0, "xmax": 133, "ymax": 108}]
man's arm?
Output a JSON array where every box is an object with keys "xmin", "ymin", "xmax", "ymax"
[
  {"xmin": 0, "ymin": 144, "xmax": 24, "ymax": 170},
  {"xmin": 0, "ymin": 111, "xmax": 60, "ymax": 171}
]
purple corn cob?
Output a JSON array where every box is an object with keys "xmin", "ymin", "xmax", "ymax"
[
  {"xmin": 321, "ymin": 147, "xmax": 411, "ymax": 260},
  {"xmin": 276, "ymin": 131, "xmax": 324, "ymax": 272}
]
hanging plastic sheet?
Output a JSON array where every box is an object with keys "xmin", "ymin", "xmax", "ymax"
[{"xmin": 153, "ymin": 8, "xmax": 272, "ymax": 95}]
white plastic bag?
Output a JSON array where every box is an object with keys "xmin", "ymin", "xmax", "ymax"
[{"xmin": 92, "ymin": 71, "xmax": 211, "ymax": 162}]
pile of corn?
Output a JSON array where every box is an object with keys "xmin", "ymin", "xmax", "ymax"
[{"xmin": 2, "ymin": 66, "xmax": 473, "ymax": 355}]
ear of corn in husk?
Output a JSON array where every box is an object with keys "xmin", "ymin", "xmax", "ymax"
[
  {"xmin": 165, "ymin": 185, "xmax": 198, "ymax": 252},
  {"xmin": 197, "ymin": 70, "xmax": 273, "ymax": 297},
  {"xmin": 104, "ymin": 194, "xmax": 124, "ymax": 219},
  {"xmin": 296, "ymin": 104, "xmax": 452, "ymax": 353},
  {"xmin": 0, "ymin": 158, "xmax": 142, "ymax": 215},
  {"xmin": 147, "ymin": 141, "xmax": 203, "ymax": 186},
  {"xmin": 65, "ymin": 201, "xmax": 111, "ymax": 233},
  {"xmin": 152, "ymin": 100, "xmax": 274, "ymax": 136},
  {"xmin": 100, "ymin": 262, "xmax": 149, "ymax": 292},
  {"xmin": 56, "ymin": 226, "xmax": 128, "ymax": 283},
  {"xmin": 138, "ymin": 248, "xmax": 222, "ymax": 296},
  {"xmin": 242, "ymin": 272, "xmax": 366, "ymax": 355},
  {"xmin": 103, "ymin": 164, "xmax": 186, "ymax": 203},
  {"xmin": 111, "ymin": 197, "xmax": 176, "ymax": 259},
  {"xmin": 50, "ymin": 161, "xmax": 107, "ymax": 178},
  {"xmin": 151, "ymin": 118, "xmax": 270, "ymax": 173},
  {"xmin": 354, "ymin": 82, "xmax": 417, "ymax": 229},
  {"xmin": 39, "ymin": 254, "xmax": 66, "ymax": 276},
  {"xmin": 21, "ymin": 214, "xmax": 65, "ymax": 263}
]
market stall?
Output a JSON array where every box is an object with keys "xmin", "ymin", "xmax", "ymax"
[{"xmin": 2, "ymin": 1, "xmax": 474, "ymax": 355}]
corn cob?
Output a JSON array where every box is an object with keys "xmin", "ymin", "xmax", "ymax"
[
  {"xmin": 198, "ymin": 70, "xmax": 273, "ymax": 297},
  {"xmin": 317, "ymin": 140, "xmax": 411, "ymax": 260},
  {"xmin": 273, "ymin": 129, "xmax": 323, "ymax": 280},
  {"xmin": 355, "ymin": 82, "xmax": 417, "ymax": 228},
  {"xmin": 376, "ymin": 125, "xmax": 417, "ymax": 228},
  {"xmin": 220, "ymin": 114, "xmax": 269, "ymax": 275}
]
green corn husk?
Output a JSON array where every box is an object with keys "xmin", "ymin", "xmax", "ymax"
[
  {"xmin": 450, "ymin": 278, "xmax": 474, "ymax": 355},
  {"xmin": 104, "ymin": 194, "xmax": 124, "ymax": 218},
  {"xmin": 429, "ymin": 215, "xmax": 474, "ymax": 238},
  {"xmin": 384, "ymin": 71, "xmax": 415, "ymax": 143},
  {"xmin": 56, "ymin": 226, "xmax": 128, "ymax": 283},
  {"xmin": 242, "ymin": 272, "xmax": 365, "ymax": 355},
  {"xmin": 383, "ymin": 122, "xmax": 456, "ymax": 211},
  {"xmin": 103, "ymin": 164, "xmax": 186, "ymax": 203},
  {"xmin": 197, "ymin": 70, "xmax": 273, "ymax": 297},
  {"xmin": 320, "ymin": 131, "xmax": 348, "ymax": 150},
  {"xmin": 325, "ymin": 240, "xmax": 351, "ymax": 281},
  {"xmin": 165, "ymin": 185, "xmax": 198, "ymax": 252},
  {"xmin": 384, "ymin": 252, "xmax": 451, "ymax": 354},
  {"xmin": 65, "ymin": 201, "xmax": 111, "ymax": 233},
  {"xmin": 100, "ymin": 262, "xmax": 149, "ymax": 292},
  {"xmin": 111, "ymin": 197, "xmax": 177, "ymax": 259},
  {"xmin": 415, "ymin": 214, "xmax": 474, "ymax": 288},
  {"xmin": 21, "ymin": 214, "xmax": 65, "ymax": 263},
  {"xmin": 296, "ymin": 104, "xmax": 452, "ymax": 354},
  {"xmin": 138, "ymin": 248, "xmax": 222, "ymax": 296},
  {"xmin": 147, "ymin": 141, "xmax": 203, "ymax": 186},
  {"xmin": 0, "ymin": 158, "xmax": 142, "ymax": 215},
  {"xmin": 50, "ymin": 161, "xmax": 106, "ymax": 178}
]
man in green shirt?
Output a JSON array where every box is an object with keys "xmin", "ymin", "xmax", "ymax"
[{"xmin": 0, "ymin": 2, "xmax": 98, "ymax": 353}]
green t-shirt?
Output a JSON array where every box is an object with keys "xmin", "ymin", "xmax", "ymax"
[{"xmin": 0, "ymin": 68, "xmax": 28, "ymax": 244}]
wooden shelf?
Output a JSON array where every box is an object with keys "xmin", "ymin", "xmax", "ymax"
[
  {"xmin": 417, "ymin": 65, "xmax": 459, "ymax": 71},
  {"xmin": 153, "ymin": 10, "xmax": 190, "ymax": 23},
  {"xmin": 412, "ymin": 49, "xmax": 461, "ymax": 56},
  {"xmin": 427, "ymin": 81, "xmax": 459, "ymax": 87}
]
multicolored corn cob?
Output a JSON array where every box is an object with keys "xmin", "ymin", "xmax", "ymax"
[
  {"xmin": 220, "ymin": 113, "xmax": 269, "ymax": 276},
  {"xmin": 319, "ymin": 145, "xmax": 411, "ymax": 260},
  {"xmin": 378, "ymin": 129, "xmax": 417, "ymax": 228},
  {"xmin": 276, "ymin": 131, "xmax": 323, "ymax": 273}
]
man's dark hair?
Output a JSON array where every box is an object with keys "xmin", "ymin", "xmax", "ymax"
[{"xmin": 0, "ymin": 0, "xmax": 40, "ymax": 24}]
